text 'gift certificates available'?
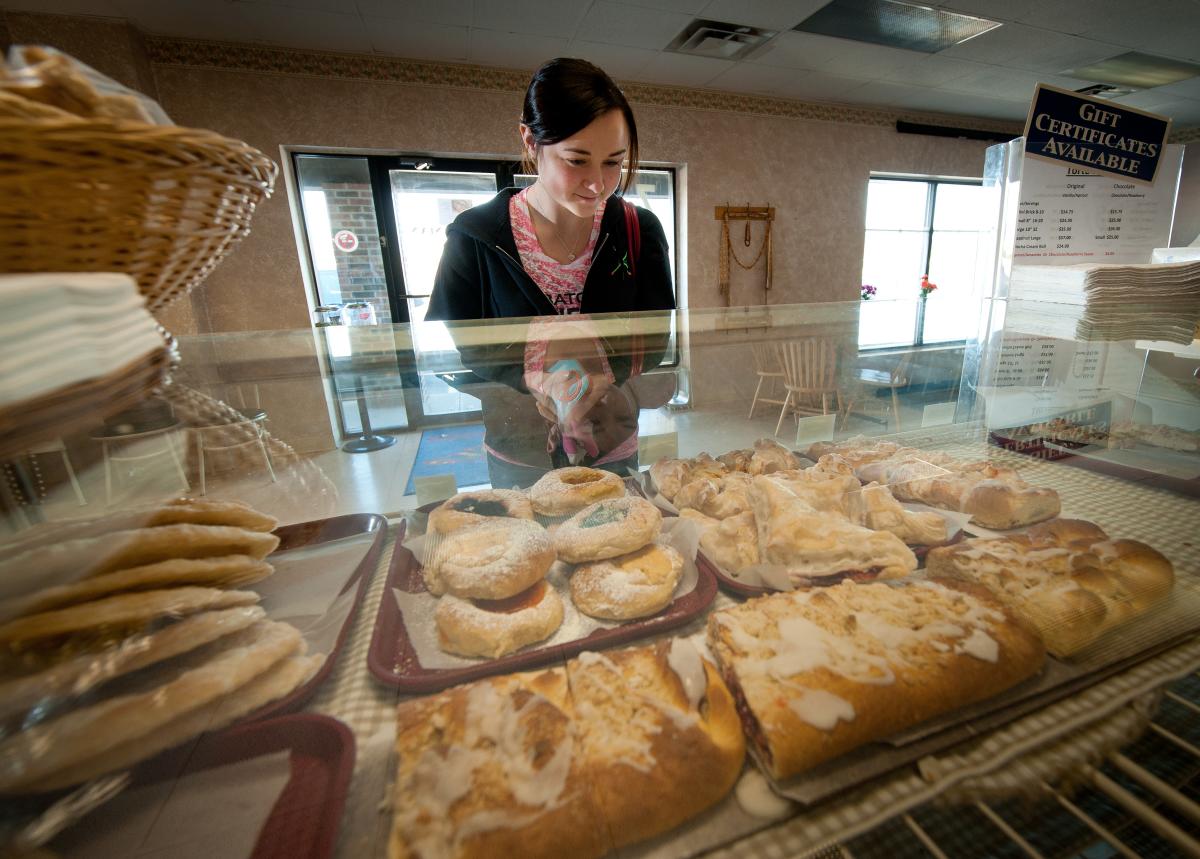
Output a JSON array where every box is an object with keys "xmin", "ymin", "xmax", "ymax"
[{"xmin": 1024, "ymin": 83, "xmax": 1171, "ymax": 184}]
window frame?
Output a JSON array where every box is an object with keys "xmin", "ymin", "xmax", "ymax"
[{"xmin": 860, "ymin": 173, "xmax": 983, "ymax": 352}]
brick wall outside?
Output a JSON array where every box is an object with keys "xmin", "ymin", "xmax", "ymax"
[
  {"xmin": 320, "ymin": 182, "xmax": 410, "ymax": 401},
  {"xmin": 323, "ymin": 182, "xmax": 392, "ymax": 325}
]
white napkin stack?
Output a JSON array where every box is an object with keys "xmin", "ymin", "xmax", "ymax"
[
  {"xmin": 0, "ymin": 273, "xmax": 165, "ymax": 407},
  {"xmin": 1006, "ymin": 260, "xmax": 1200, "ymax": 345}
]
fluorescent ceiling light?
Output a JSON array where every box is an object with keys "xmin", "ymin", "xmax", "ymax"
[
  {"xmin": 1065, "ymin": 51, "xmax": 1200, "ymax": 90},
  {"xmin": 793, "ymin": 0, "xmax": 1001, "ymax": 54}
]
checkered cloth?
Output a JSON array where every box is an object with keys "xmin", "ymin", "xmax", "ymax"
[{"xmin": 305, "ymin": 425, "xmax": 1200, "ymax": 858}]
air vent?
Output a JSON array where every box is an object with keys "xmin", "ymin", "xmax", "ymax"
[
  {"xmin": 666, "ymin": 19, "xmax": 778, "ymax": 61},
  {"xmin": 1074, "ymin": 83, "xmax": 1137, "ymax": 99},
  {"xmin": 1065, "ymin": 51, "xmax": 1200, "ymax": 90},
  {"xmin": 794, "ymin": 0, "xmax": 1001, "ymax": 54}
]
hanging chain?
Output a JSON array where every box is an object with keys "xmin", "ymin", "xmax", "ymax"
[{"xmin": 726, "ymin": 218, "xmax": 771, "ymax": 269}]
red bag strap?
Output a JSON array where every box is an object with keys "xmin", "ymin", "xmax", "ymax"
[
  {"xmin": 623, "ymin": 199, "xmax": 640, "ymax": 277},
  {"xmin": 623, "ymin": 199, "xmax": 644, "ymax": 376}
]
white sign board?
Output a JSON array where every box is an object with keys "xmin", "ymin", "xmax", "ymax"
[{"xmin": 1014, "ymin": 148, "xmax": 1182, "ymax": 265}]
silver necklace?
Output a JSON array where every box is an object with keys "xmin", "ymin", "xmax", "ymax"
[{"xmin": 536, "ymin": 189, "xmax": 582, "ymax": 261}]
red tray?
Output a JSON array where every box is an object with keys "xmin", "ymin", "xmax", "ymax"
[
  {"xmin": 248, "ymin": 514, "xmax": 386, "ymax": 719},
  {"xmin": 108, "ymin": 714, "xmax": 354, "ymax": 859},
  {"xmin": 367, "ymin": 517, "xmax": 716, "ymax": 693},
  {"xmin": 991, "ymin": 430, "xmax": 1200, "ymax": 498}
]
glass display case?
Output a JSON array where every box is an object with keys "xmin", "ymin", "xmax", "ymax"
[{"xmin": 2, "ymin": 296, "xmax": 1198, "ymax": 859}]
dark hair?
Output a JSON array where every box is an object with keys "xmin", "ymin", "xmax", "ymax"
[{"xmin": 521, "ymin": 57, "xmax": 639, "ymax": 195}]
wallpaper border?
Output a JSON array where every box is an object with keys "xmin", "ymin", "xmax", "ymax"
[{"xmin": 144, "ymin": 36, "xmax": 1031, "ymax": 135}]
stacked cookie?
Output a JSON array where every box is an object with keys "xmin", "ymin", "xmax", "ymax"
[{"xmin": 0, "ymin": 499, "xmax": 317, "ymax": 794}]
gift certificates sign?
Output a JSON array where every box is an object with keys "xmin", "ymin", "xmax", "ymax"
[{"xmin": 1023, "ymin": 83, "xmax": 1171, "ymax": 185}]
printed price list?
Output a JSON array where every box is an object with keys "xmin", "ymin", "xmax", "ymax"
[{"xmin": 1012, "ymin": 154, "xmax": 1180, "ymax": 264}]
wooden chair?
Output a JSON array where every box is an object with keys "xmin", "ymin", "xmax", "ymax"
[
  {"xmin": 774, "ymin": 338, "xmax": 842, "ymax": 436},
  {"xmin": 842, "ymin": 351, "xmax": 914, "ymax": 431},
  {"xmin": 748, "ymin": 341, "xmax": 786, "ymax": 419}
]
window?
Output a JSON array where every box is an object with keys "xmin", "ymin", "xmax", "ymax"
[{"xmin": 858, "ymin": 176, "xmax": 989, "ymax": 349}]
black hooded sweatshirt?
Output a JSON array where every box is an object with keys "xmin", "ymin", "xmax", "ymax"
[
  {"xmin": 423, "ymin": 188, "xmax": 677, "ymax": 470},
  {"xmin": 425, "ymin": 187, "xmax": 676, "ymax": 321}
]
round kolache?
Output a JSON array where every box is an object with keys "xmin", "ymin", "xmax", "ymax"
[
  {"xmin": 554, "ymin": 495, "xmax": 662, "ymax": 563},
  {"xmin": 528, "ymin": 466, "xmax": 625, "ymax": 517},
  {"xmin": 427, "ymin": 488, "xmax": 534, "ymax": 535},
  {"xmin": 435, "ymin": 581, "xmax": 565, "ymax": 658},
  {"xmin": 571, "ymin": 543, "xmax": 684, "ymax": 620},
  {"xmin": 424, "ymin": 517, "xmax": 555, "ymax": 600}
]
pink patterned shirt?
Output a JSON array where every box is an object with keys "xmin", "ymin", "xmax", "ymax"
[
  {"xmin": 511, "ymin": 190, "xmax": 637, "ymax": 467},
  {"xmin": 510, "ymin": 187, "xmax": 605, "ymax": 315}
]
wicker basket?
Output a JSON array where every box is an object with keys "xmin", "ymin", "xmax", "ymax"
[{"xmin": 0, "ymin": 96, "xmax": 278, "ymax": 315}]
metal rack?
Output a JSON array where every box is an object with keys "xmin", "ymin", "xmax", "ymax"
[{"xmin": 824, "ymin": 671, "xmax": 1200, "ymax": 859}]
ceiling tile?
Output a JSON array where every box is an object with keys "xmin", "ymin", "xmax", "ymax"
[
  {"xmin": 239, "ymin": 5, "xmax": 373, "ymax": 52},
  {"xmin": 705, "ymin": 61, "xmax": 799, "ymax": 95},
  {"xmin": 1113, "ymin": 89, "xmax": 1180, "ymax": 110},
  {"xmin": 770, "ymin": 69, "xmax": 870, "ymax": 102},
  {"xmin": 709, "ymin": 63, "xmax": 870, "ymax": 102},
  {"xmin": 1009, "ymin": 0, "xmax": 1124, "ymax": 34},
  {"xmin": 939, "ymin": 64, "xmax": 1044, "ymax": 99},
  {"xmin": 917, "ymin": 88, "xmax": 1029, "ymax": 120},
  {"xmin": 1116, "ymin": 96, "xmax": 1200, "ymax": 125},
  {"xmin": 849, "ymin": 79, "xmax": 940, "ymax": 110},
  {"xmin": 353, "ymin": 0, "xmax": 472, "ymax": 26},
  {"xmin": 470, "ymin": 0, "xmax": 591, "ymax": 39},
  {"xmin": 748, "ymin": 30, "xmax": 990, "ymax": 86},
  {"xmin": 565, "ymin": 39, "xmax": 658, "ymax": 80},
  {"xmin": 365, "ymin": 16, "xmax": 469, "ymax": 59},
  {"xmin": 1153, "ymin": 75, "xmax": 1200, "ymax": 100},
  {"xmin": 634, "ymin": 51, "xmax": 733, "ymax": 86},
  {"xmin": 1074, "ymin": 3, "xmax": 1200, "ymax": 62},
  {"xmin": 574, "ymin": 1, "xmax": 696, "ymax": 51},
  {"xmin": 1123, "ymin": 31, "xmax": 1200, "ymax": 65},
  {"xmin": 938, "ymin": 23, "xmax": 1125, "ymax": 74},
  {"xmin": 699, "ymin": 0, "xmax": 829, "ymax": 32},
  {"xmin": 112, "ymin": 0, "xmax": 268, "ymax": 42},
  {"xmin": 742, "ymin": 31, "xmax": 818, "ymax": 70},
  {"xmin": 468, "ymin": 28, "xmax": 569, "ymax": 70},
  {"xmin": 884, "ymin": 55, "xmax": 987, "ymax": 87},
  {"xmin": 936, "ymin": 0, "xmax": 1037, "ymax": 24}
]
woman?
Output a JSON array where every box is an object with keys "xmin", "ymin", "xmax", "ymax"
[
  {"xmin": 426, "ymin": 57, "xmax": 674, "ymax": 319},
  {"xmin": 426, "ymin": 57, "xmax": 676, "ymax": 487}
]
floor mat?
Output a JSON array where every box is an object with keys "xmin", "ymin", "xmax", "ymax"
[{"xmin": 403, "ymin": 424, "xmax": 487, "ymax": 496}]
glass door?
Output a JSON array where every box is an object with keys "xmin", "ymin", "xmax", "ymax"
[
  {"xmin": 380, "ymin": 167, "xmax": 498, "ymax": 422},
  {"xmin": 294, "ymin": 153, "xmax": 412, "ymax": 436}
]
